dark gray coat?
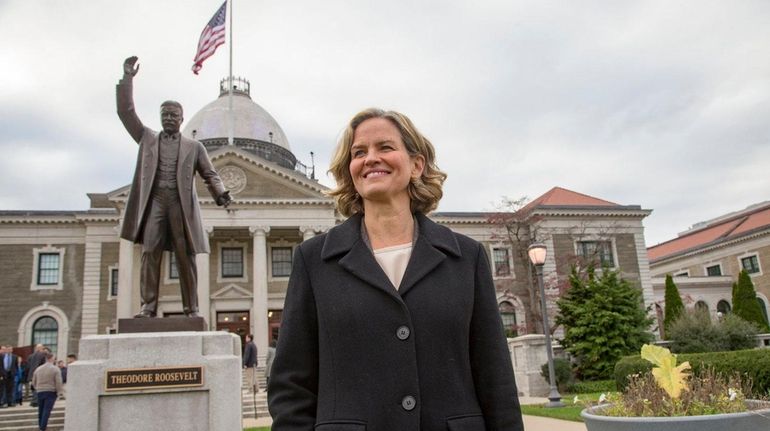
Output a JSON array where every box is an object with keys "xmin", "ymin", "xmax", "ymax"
[{"xmin": 268, "ymin": 213, "xmax": 523, "ymax": 431}]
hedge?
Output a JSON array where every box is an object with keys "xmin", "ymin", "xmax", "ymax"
[
  {"xmin": 614, "ymin": 348, "xmax": 770, "ymax": 395},
  {"xmin": 565, "ymin": 379, "xmax": 616, "ymax": 394}
]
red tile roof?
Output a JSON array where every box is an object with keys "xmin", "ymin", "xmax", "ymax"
[
  {"xmin": 648, "ymin": 204, "xmax": 770, "ymax": 261},
  {"xmin": 519, "ymin": 186, "xmax": 618, "ymax": 214}
]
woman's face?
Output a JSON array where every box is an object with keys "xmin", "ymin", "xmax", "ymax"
[{"xmin": 349, "ymin": 117, "xmax": 424, "ymax": 209}]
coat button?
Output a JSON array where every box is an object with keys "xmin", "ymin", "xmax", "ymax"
[
  {"xmin": 396, "ymin": 326, "xmax": 410, "ymax": 340},
  {"xmin": 401, "ymin": 395, "xmax": 416, "ymax": 411}
]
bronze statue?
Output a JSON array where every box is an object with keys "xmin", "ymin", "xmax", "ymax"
[{"xmin": 117, "ymin": 56, "xmax": 231, "ymax": 318}]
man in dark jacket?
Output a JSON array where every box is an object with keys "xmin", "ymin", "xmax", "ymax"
[
  {"xmin": 25, "ymin": 345, "xmax": 46, "ymax": 407},
  {"xmin": 0, "ymin": 345, "xmax": 18, "ymax": 407},
  {"xmin": 242, "ymin": 334, "xmax": 258, "ymax": 393}
]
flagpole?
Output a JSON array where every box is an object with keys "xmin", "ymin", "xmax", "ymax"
[{"xmin": 228, "ymin": 0, "xmax": 234, "ymax": 146}]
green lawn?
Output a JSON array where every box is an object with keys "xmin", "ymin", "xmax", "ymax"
[
  {"xmin": 520, "ymin": 392, "xmax": 609, "ymax": 422},
  {"xmin": 245, "ymin": 392, "xmax": 609, "ymax": 428}
]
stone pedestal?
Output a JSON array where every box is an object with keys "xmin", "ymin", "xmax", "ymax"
[
  {"xmin": 508, "ymin": 334, "xmax": 564, "ymax": 397},
  {"xmin": 64, "ymin": 331, "xmax": 241, "ymax": 431}
]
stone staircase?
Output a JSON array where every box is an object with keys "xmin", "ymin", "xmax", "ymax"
[
  {"xmin": 0, "ymin": 369, "xmax": 269, "ymax": 430},
  {"xmin": 0, "ymin": 394, "xmax": 65, "ymax": 431},
  {"xmin": 242, "ymin": 365, "xmax": 270, "ymax": 420}
]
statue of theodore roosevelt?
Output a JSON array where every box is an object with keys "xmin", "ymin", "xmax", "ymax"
[{"xmin": 117, "ymin": 56, "xmax": 232, "ymax": 318}]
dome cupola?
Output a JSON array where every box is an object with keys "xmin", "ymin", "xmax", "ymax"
[{"xmin": 183, "ymin": 77, "xmax": 296, "ymax": 169}]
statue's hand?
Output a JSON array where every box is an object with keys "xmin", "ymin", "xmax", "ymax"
[
  {"xmin": 217, "ymin": 191, "xmax": 232, "ymax": 208},
  {"xmin": 123, "ymin": 56, "xmax": 140, "ymax": 77}
]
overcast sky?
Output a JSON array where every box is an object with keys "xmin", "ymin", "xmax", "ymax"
[{"xmin": 1, "ymin": 1, "xmax": 768, "ymax": 246}]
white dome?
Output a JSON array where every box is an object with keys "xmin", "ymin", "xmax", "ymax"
[{"xmin": 183, "ymin": 79, "xmax": 290, "ymax": 151}]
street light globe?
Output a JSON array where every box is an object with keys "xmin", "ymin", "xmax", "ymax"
[{"xmin": 527, "ymin": 243, "xmax": 547, "ymax": 266}]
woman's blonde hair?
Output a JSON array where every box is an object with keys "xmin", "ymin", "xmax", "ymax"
[{"xmin": 327, "ymin": 108, "xmax": 447, "ymax": 217}]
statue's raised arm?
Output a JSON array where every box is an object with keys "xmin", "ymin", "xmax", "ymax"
[
  {"xmin": 123, "ymin": 56, "xmax": 140, "ymax": 78},
  {"xmin": 116, "ymin": 56, "xmax": 144, "ymax": 143}
]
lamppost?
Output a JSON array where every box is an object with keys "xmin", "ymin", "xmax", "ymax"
[{"xmin": 527, "ymin": 242, "xmax": 564, "ymax": 408}]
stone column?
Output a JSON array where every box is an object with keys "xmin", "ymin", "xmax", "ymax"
[
  {"xmin": 196, "ymin": 227, "xmax": 214, "ymax": 329},
  {"xmin": 300, "ymin": 226, "xmax": 316, "ymax": 242},
  {"xmin": 116, "ymin": 239, "xmax": 135, "ymax": 319},
  {"xmin": 81, "ymin": 239, "xmax": 103, "ymax": 336},
  {"xmin": 196, "ymin": 253, "xmax": 211, "ymax": 328},
  {"xmin": 250, "ymin": 226, "xmax": 270, "ymax": 365}
]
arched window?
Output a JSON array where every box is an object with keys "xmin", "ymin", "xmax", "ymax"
[
  {"xmin": 499, "ymin": 301, "xmax": 517, "ymax": 337},
  {"xmin": 32, "ymin": 316, "xmax": 58, "ymax": 356},
  {"xmin": 717, "ymin": 300, "xmax": 731, "ymax": 315},
  {"xmin": 695, "ymin": 301, "xmax": 709, "ymax": 312}
]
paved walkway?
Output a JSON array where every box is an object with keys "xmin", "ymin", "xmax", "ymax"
[{"xmin": 243, "ymin": 397, "xmax": 588, "ymax": 430}]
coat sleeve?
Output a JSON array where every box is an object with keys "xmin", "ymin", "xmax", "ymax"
[
  {"xmin": 194, "ymin": 142, "xmax": 226, "ymax": 200},
  {"xmin": 116, "ymin": 77, "xmax": 146, "ymax": 144},
  {"xmin": 470, "ymin": 243, "xmax": 524, "ymax": 431},
  {"xmin": 268, "ymin": 246, "xmax": 319, "ymax": 431}
]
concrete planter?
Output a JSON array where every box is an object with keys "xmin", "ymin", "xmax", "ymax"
[{"xmin": 581, "ymin": 400, "xmax": 770, "ymax": 431}]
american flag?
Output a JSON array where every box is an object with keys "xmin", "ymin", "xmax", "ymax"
[{"xmin": 191, "ymin": 1, "xmax": 227, "ymax": 75}]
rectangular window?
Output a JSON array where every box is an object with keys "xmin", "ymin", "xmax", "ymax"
[
  {"xmin": 674, "ymin": 271, "xmax": 689, "ymax": 278},
  {"xmin": 492, "ymin": 248, "xmax": 511, "ymax": 277},
  {"xmin": 110, "ymin": 268, "xmax": 119, "ymax": 297},
  {"xmin": 576, "ymin": 241, "xmax": 614, "ymax": 267},
  {"xmin": 741, "ymin": 255, "xmax": 760, "ymax": 274},
  {"xmin": 706, "ymin": 264, "xmax": 722, "ymax": 276},
  {"xmin": 221, "ymin": 247, "xmax": 244, "ymax": 278},
  {"xmin": 272, "ymin": 247, "xmax": 292, "ymax": 277},
  {"xmin": 37, "ymin": 253, "xmax": 60, "ymax": 285},
  {"xmin": 169, "ymin": 254, "xmax": 179, "ymax": 279}
]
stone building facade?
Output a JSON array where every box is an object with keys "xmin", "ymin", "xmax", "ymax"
[
  {"xmin": 0, "ymin": 78, "xmax": 657, "ymax": 361},
  {"xmin": 648, "ymin": 201, "xmax": 770, "ymax": 327}
]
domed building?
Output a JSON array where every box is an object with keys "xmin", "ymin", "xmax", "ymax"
[{"xmin": 0, "ymin": 77, "xmax": 658, "ymax": 401}]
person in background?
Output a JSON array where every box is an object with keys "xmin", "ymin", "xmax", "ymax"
[
  {"xmin": 14, "ymin": 356, "xmax": 25, "ymax": 406},
  {"xmin": 0, "ymin": 345, "xmax": 19, "ymax": 408},
  {"xmin": 26, "ymin": 345, "xmax": 46, "ymax": 407},
  {"xmin": 31, "ymin": 352, "xmax": 63, "ymax": 431},
  {"xmin": 57, "ymin": 361, "xmax": 66, "ymax": 383},
  {"xmin": 242, "ymin": 334, "xmax": 258, "ymax": 393},
  {"xmin": 265, "ymin": 341, "xmax": 276, "ymax": 389}
]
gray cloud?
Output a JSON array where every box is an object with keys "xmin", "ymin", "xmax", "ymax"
[{"xmin": 0, "ymin": 1, "xmax": 768, "ymax": 246}]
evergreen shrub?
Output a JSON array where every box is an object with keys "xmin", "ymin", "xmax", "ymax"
[
  {"xmin": 668, "ymin": 310, "xmax": 758, "ymax": 353},
  {"xmin": 540, "ymin": 358, "xmax": 573, "ymax": 391}
]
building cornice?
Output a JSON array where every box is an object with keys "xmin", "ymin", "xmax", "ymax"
[
  {"xmin": 529, "ymin": 205, "xmax": 652, "ymax": 219},
  {"xmin": 199, "ymin": 198, "xmax": 334, "ymax": 206}
]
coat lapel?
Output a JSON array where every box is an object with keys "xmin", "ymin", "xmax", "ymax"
[
  {"xmin": 338, "ymin": 240, "xmax": 401, "ymax": 300},
  {"xmin": 398, "ymin": 213, "xmax": 461, "ymax": 296},
  {"xmin": 322, "ymin": 213, "xmax": 462, "ymax": 300}
]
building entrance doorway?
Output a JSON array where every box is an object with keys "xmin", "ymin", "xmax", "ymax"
[
  {"xmin": 268, "ymin": 310, "xmax": 282, "ymax": 345},
  {"xmin": 216, "ymin": 311, "xmax": 250, "ymax": 348}
]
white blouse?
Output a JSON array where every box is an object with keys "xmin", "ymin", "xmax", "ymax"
[{"xmin": 372, "ymin": 243, "xmax": 413, "ymax": 290}]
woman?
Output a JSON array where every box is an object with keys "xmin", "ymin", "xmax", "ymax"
[{"xmin": 268, "ymin": 108, "xmax": 523, "ymax": 431}]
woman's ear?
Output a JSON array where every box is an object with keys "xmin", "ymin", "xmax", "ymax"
[{"xmin": 411, "ymin": 155, "xmax": 425, "ymax": 179}]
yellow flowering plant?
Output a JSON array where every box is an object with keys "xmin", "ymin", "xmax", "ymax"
[{"xmin": 591, "ymin": 344, "xmax": 754, "ymax": 417}]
